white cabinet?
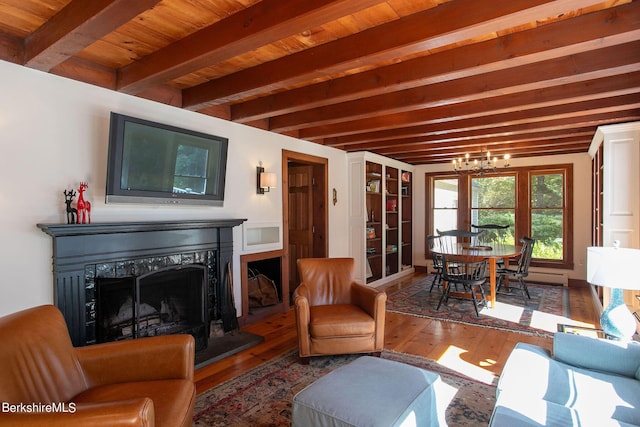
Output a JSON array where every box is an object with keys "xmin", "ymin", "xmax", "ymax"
[
  {"xmin": 589, "ymin": 121, "xmax": 640, "ymax": 331},
  {"xmin": 348, "ymin": 152, "xmax": 414, "ymax": 286},
  {"xmin": 589, "ymin": 122, "xmax": 640, "ymax": 248}
]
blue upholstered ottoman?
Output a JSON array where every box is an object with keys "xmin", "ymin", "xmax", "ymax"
[{"xmin": 292, "ymin": 356, "xmax": 449, "ymax": 427}]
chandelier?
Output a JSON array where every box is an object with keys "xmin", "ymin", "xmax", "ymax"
[{"xmin": 452, "ymin": 148, "xmax": 510, "ymax": 175}]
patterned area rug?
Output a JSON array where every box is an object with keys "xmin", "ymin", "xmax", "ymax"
[
  {"xmin": 387, "ymin": 275, "xmax": 570, "ymax": 338},
  {"xmin": 193, "ymin": 349, "xmax": 496, "ymax": 426}
]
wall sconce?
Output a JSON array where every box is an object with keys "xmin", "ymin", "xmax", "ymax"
[{"xmin": 257, "ymin": 161, "xmax": 276, "ymax": 194}]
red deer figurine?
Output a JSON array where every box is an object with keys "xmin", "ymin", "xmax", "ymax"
[{"xmin": 77, "ymin": 182, "xmax": 91, "ymax": 224}]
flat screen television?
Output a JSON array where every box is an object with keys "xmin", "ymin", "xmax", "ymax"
[{"xmin": 106, "ymin": 112, "xmax": 228, "ymax": 206}]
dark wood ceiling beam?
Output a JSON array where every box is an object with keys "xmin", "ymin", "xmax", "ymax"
[
  {"xmin": 0, "ymin": 32, "xmax": 22, "ymax": 64},
  {"xmin": 116, "ymin": 0, "xmax": 385, "ymax": 94},
  {"xmin": 270, "ymin": 41, "xmax": 640, "ymax": 132},
  {"xmin": 358, "ymin": 128, "xmax": 596, "ymax": 154},
  {"xmin": 23, "ymin": 0, "xmax": 161, "ymax": 71},
  {"xmin": 374, "ymin": 137, "xmax": 594, "ymax": 162},
  {"xmin": 398, "ymin": 140, "xmax": 594, "ymax": 164},
  {"xmin": 183, "ymin": 0, "xmax": 606, "ymax": 110},
  {"xmin": 372, "ymin": 125, "xmax": 593, "ymax": 156},
  {"xmin": 389, "ymin": 102, "xmax": 640, "ymax": 141},
  {"xmin": 303, "ymin": 71, "xmax": 640, "ymax": 140},
  {"xmin": 338, "ymin": 111, "xmax": 639, "ymax": 156},
  {"xmin": 403, "ymin": 151, "xmax": 583, "ymax": 164},
  {"xmin": 332, "ymin": 93, "xmax": 640, "ymax": 151},
  {"xmin": 329, "ymin": 105, "xmax": 635, "ymax": 148},
  {"xmin": 232, "ymin": 2, "xmax": 640, "ymax": 123},
  {"xmin": 380, "ymin": 139, "xmax": 592, "ymax": 163},
  {"xmin": 400, "ymin": 143, "xmax": 593, "ymax": 164},
  {"xmin": 50, "ymin": 56, "xmax": 116, "ymax": 89},
  {"xmin": 323, "ymin": 105, "xmax": 640, "ymax": 159},
  {"xmin": 392, "ymin": 135, "xmax": 590, "ymax": 160}
]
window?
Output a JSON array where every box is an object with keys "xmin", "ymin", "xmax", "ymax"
[
  {"xmin": 433, "ymin": 178, "xmax": 459, "ymax": 234},
  {"xmin": 530, "ymin": 172, "xmax": 564, "ymax": 261},
  {"xmin": 426, "ymin": 164, "xmax": 573, "ymax": 269},
  {"xmin": 471, "ymin": 176, "xmax": 515, "ymax": 245}
]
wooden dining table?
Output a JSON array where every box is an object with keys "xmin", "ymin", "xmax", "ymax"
[{"xmin": 431, "ymin": 243, "xmax": 521, "ymax": 309}]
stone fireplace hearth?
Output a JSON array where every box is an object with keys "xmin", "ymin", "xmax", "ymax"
[{"xmin": 38, "ymin": 219, "xmax": 245, "ymax": 349}]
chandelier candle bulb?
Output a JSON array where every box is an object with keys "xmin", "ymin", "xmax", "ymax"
[{"xmin": 452, "ymin": 148, "xmax": 511, "ymax": 175}]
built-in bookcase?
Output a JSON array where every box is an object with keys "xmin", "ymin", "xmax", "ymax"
[{"xmin": 348, "ymin": 152, "xmax": 414, "ymax": 286}]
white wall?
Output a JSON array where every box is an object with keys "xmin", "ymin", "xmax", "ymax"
[
  {"xmin": 0, "ymin": 60, "xmax": 349, "ymax": 317},
  {"xmin": 0, "ymin": 58, "xmax": 600, "ymax": 318},
  {"xmin": 412, "ymin": 153, "xmax": 593, "ymax": 282}
]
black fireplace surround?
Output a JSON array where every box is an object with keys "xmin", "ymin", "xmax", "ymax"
[{"xmin": 38, "ymin": 219, "xmax": 245, "ymax": 349}]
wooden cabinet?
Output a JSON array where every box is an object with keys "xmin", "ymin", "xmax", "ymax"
[{"xmin": 349, "ymin": 152, "xmax": 414, "ymax": 286}]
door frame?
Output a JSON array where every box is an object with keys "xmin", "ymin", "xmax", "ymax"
[{"xmin": 282, "ymin": 150, "xmax": 329, "ymax": 287}]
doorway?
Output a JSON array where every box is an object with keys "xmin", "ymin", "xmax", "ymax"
[{"xmin": 282, "ymin": 150, "xmax": 328, "ymax": 300}]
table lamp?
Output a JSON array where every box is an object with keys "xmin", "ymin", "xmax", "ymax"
[{"xmin": 586, "ymin": 244, "xmax": 640, "ymax": 341}]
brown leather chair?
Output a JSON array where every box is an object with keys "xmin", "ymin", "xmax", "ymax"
[
  {"xmin": 293, "ymin": 258, "xmax": 387, "ymax": 364},
  {"xmin": 0, "ymin": 304, "xmax": 195, "ymax": 426}
]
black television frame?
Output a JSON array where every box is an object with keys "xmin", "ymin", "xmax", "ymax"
[{"xmin": 105, "ymin": 112, "xmax": 229, "ymax": 207}]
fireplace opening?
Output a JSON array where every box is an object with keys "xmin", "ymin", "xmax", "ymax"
[
  {"xmin": 96, "ymin": 265, "xmax": 208, "ymax": 351},
  {"xmin": 239, "ymin": 250, "xmax": 288, "ymax": 327}
]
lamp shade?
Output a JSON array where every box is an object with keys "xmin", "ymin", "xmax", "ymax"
[
  {"xmin": 587, "ymin": 246, "xmax": 640, "ymax": 290},
  {"xmin": 260, "ymin": 172, "xmax": 277, "ymax": 189}
]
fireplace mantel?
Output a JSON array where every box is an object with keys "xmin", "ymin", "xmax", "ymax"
[
  {"xmin": 38, "ymin": 219, "xmax": 246, "ymax": 347},
  {"xmin": 38, "ymin": 219, "xmax": 246, "ymax": 237}
]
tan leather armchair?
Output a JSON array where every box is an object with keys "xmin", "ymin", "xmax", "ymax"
[
  {"xmin": 293, "ymin": 258, "xmax": 387, "ymax": 364},
  {"xmin": 0, "ymin": 304, "xmax": 195, "ymax": 427}
]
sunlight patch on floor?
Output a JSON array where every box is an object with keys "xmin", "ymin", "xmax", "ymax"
[
  {"xmin": 477, "ymin": 301, "xmax": 596, "ymax": 334},
  {"xmin": 529, "ymin": 310, "xmax": 595, "ymax": 333},
  {"xmin": 436, "ymin": 345, "xmax": 497, "ymax": 385},
  {"xmin": 479, "ymin": 301, "xmax": 526, "ymax": 323}
]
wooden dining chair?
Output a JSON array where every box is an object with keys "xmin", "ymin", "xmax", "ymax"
[
  {"xmin": 437, "ymin": 254, "xmax": 488, "ymax": 317},
  {"xmin": 471, "ymin": 224, "xmax": 510, "ymax": 266},
  {"xmin": 427, "ymin": 235, "xmax": 444, "ymax": 292},
  {"xmin": 436, "ymin": 228, "xmax": 486, "ymax": 250},
  {"xmin": 496, "ymin": 237, "xmax": 536, "ymax": 304}
]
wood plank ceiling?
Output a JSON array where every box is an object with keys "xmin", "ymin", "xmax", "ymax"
[{"xmin": 0, "ymin": 0, "xmax": 638, "ymax": 165}]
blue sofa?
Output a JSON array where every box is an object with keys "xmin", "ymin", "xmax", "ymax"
[{"xmin": 490, "ymin": 332, "xmax": 640, "ymax": 426}]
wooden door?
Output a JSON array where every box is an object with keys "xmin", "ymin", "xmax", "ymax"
[{"xmin": 288, "ymin": 165, "xmax": 313, "ymax": 291}]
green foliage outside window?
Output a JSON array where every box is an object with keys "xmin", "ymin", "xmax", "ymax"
[
  {"xmin": 472, "ymin": 177, "xmax": 515, "ymax": 245},
  {"xmin": 530, "ymin": 174, "xmax": 564, "ymax": 260},
  {"xmin": 471, "ymin": 174, "xmax": 564, "ymax": 260}
]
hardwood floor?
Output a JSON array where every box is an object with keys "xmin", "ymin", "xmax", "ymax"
[{"xmin": 194, "ymin": 272, "xmax": 600, "ymax": 394}]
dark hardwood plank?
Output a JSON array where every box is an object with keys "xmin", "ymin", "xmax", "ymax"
[{"xmin": 194, "ymin": 272, "xmax": 599, "ymax": 395}]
